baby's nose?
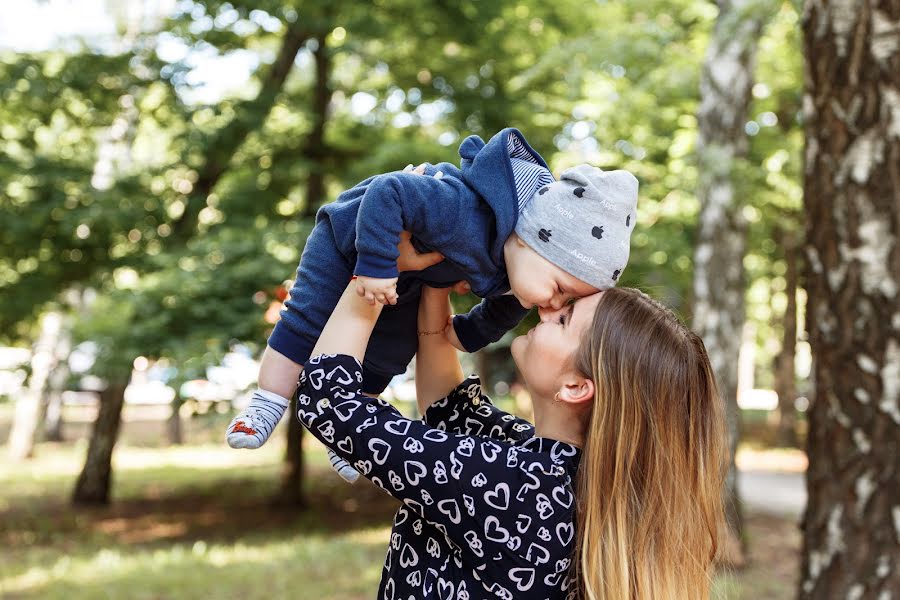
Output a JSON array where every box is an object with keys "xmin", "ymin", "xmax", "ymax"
[
  {"xmin": 548, "ymin": 296, "xmax": 565, "ymax": 311},
  {"xmin": 538, "ymin": 305, "xmax": 561, "ymax": 322}
]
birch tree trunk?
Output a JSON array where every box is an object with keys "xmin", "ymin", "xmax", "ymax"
[
  {"xmin": 7, "ymin": 312, "xmax": 64, "ymax": 460},
  {"xmin": 693, "ymin": 0, "xmax": 775, "ymax": 552},
  {"xmin": 799, "ymin": 0, "xmax": 900, "ymax": 597},
  {"xmin": 775, "ymin": 226, "xmax": 800, "ymax": 448}
]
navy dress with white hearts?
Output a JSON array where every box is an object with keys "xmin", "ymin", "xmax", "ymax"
[{"xmin": 297, "ymin": 354, "xmax": 582, "ymax": 600}]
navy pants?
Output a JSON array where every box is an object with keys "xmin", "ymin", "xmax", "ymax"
[{"xmin": 268, "ymin": 221, "xmax": 464, "ymax": 394}]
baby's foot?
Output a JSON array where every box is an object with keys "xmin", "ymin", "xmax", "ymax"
[
  {"xmin": 226, "ymin": 389, "xmax": 289, "ymax": 449},
  {"xmin": 328, "ymin": 448, "xmax": 360, "ymax": 483}
]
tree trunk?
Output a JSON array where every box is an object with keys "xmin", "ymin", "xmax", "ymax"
[
  {"xmin": 798, "ymin": 0, "xmax": 900, "ymax": 597},
  {"xmin": 276, "ymin": 394, "xmax": 306, "ymax": 507},
  {"xmin": 774, "ymin": 226, "xmax": 800, "ymax": 448},
  {"xmin": 692, "ymin": 0, "xmax": 775, "ymax": 554},
  {"xmin": 302, "ymin": 33, "xmax": 332, "ymax": 217},
  {"xmin": 167, "ymin": 391, "xmax": 184, "ymax": 445},
  {"xmin": 7, "ymin": 312, "xmax": 64, "ymax": 460},
  {"xmin": 279, "ymin": 33, "xmax": 333, "ymax": 504},
  {"xmin": 476, "ymin": 350, "xmax": 494, "ymax": 391},
  {"xmin": 43, "ymin": 356, "xmax": 71, "ymax": 442},
  {"xmin": 71, "ymin": 382, "xmax": 128, "ymax": 505}
]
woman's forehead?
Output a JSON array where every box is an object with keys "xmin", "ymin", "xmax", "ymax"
[{"xmin": 572, "ymin": 292, "xmax": 603, "ymax": 325}]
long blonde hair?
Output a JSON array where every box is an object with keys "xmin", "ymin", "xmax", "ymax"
[{"xmin": 572, "ymin": 287, "xmax": 727, "ymax": 599}]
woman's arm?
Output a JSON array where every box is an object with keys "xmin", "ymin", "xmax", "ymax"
[
  {"xmin": 415, "ymin": 286, "xmax": 465, "ymax": 415},
  {"xmin": 308, "ymin": 280, "xmax": 384, "ymax": 361},
  {"xmin": 296, "ymin": 354, "xmax": 571, "ymax": 566},
  {"xmin": 309, "ymin": 231, "xmax": 442, "ymax": 361}
]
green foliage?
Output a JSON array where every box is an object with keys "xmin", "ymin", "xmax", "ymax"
[{"xmin": 1, "ymin": 0, "xmax": 805, "ymax": 383}]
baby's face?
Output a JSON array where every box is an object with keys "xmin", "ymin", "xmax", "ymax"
[{"xmin": 504, "ymin": 235, "xmax": 600, "ymax": 310}]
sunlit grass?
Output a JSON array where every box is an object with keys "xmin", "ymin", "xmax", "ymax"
[
  {"xmin": 0, "ymin": 440, "xmax": 392, "ymax": 599},
  {"xmin": 0, "ymin": 435, "xmax": 798, "ymax": 599},
  {"xmin": 2, "ymin": 525, "xmax": 390, "ymax": 599}
]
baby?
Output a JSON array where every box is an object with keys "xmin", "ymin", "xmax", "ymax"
[{"xmin": 226, "ymin": 128, "xmax": 638, "ymax": 482}]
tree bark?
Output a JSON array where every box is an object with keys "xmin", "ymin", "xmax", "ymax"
[
  {"xmin": 43, "ymin": 357, "xmax": 71, "ymax": 442},
  {"xmin": 774, "ymin": 226, "xmax": 800, "ymax": 448},
  {"xmin": 71, "ymin": 382, "xmax": 128, "ymax": 505},
  {"xmin": 167, "ymin": 391, "xmax": 184, "ymax": 446},
  {"xmin": 276, "ymin": 394, "xmax": 306, "ymax": 507},
  {"xmin": 692, "ymin": 0, "xmax": 775, "ymax": 553},
  {"xmin": 7, "ymin": 311, "xmax": 65, "ymax": 460},
  {"xmin": 798, "ymin": 0, "xmax": 900, "ymax": 597},
  {"xmin": 302, "ymin": 33, "xmax": 332, "ymax": 218},
  {"xmin": 278, "ymin": 33, "xmax": 334, "ymax": 505}
]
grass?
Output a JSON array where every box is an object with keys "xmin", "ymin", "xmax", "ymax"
[
  {"xmin": 0, "ymin": 430, "xmax": 800, "ymax": 599},
  {"xmin": 0, "ymin": 439, "xmax": 398, "ymax": 599}
]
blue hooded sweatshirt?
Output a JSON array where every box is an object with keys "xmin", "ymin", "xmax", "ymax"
[{"xmin": 268, "ymin": 128, "xmax": 551, "ymax": 391}]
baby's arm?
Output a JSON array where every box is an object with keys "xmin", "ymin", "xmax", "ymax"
[
  {"xmin": 354, "ymin": 167, "xmax": 468, "ymax": 281},
  {"xmin": 450, "ymin": 295, "xmax": 531, "ymax": 352}
]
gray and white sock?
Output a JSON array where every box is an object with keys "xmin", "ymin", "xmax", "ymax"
[
  {"xmin": 226, "ymin": 389, "xmax": 289, "ymax": 449},
  {"xmin": 328, "ymin": 449, "xmax": 360, "ymax": 484}
]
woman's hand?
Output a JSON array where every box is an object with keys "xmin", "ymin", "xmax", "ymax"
[
  {"xmin": 443, "ymin": 281, "xmax": 469, "ymax": 352},
  {"xmin": 396, "ymin": 230, "xmax": 444, "ymax": 272}
]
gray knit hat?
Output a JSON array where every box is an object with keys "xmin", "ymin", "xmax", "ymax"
[{"xmin": 514, "ymin": 164, "xmax": 639, "ymax": 289}]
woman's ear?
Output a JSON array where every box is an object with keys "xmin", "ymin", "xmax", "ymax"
[{"xmin": 557, "ymin": 377, "xmax": 594, "ymax": 406}]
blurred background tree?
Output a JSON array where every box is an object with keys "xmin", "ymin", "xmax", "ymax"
[
  {"xmin": 1, "ymin": 0, "xmax": 807, "ymax": 503},
  {"xmin": 9, "ymin": 4, "xmax": 890, "ymax": 598}
]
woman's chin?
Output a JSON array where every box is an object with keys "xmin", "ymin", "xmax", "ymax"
[{"xmin": 510, "ymin": 336, "xmax": 525, "ymax": 365}]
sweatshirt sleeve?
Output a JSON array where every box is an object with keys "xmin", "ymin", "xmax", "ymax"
[
  {"xmin": 298, "ymin": 353, "xmax": 568, "ymax": 560},
  {"xmin": 424, "ymin": 375, "xmax": 535, "ymax": 442},
  {"xmin": 451, "ymin": 295, "xmax": 531, "ymax": 353},
  {"xmin": 354, "ymin": 171, "xmax": 471, "ymax": 280}
]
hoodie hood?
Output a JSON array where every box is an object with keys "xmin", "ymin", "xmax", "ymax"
[{"xmin": 458, "ymin": 128, "xmax": 553, "ymax": 262}]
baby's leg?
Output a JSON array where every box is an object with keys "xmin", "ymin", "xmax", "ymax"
[
  {"xmin": 227, "ymin": 220, "xmax": 351, "ymax": 450},
  {"xmin": 226, "ymin": 347, "xmax": 301, "ymax": 449}
]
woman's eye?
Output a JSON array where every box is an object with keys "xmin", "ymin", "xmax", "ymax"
[{"xmin": 558, "ymin": 314, "xmax": 566, "ymax": 326}]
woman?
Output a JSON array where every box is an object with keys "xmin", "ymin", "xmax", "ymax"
[{"xmin": 298, "ymin": 276, "xmax": 727, "ymax": 598}]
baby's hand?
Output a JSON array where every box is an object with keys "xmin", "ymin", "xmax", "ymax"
[{"xmin": 355, "ymin": 276, "xmax": 399, "ymax": 305}]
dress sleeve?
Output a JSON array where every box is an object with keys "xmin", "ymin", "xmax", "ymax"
[
  {"xmin": 298, "ymin": 354, "xmax": 572, "ymax": 565},
  {"xmin": 423, "ymin": 375, "xmax": 534, "ymax": 443}
]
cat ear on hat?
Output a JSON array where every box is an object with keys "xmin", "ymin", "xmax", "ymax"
[{"xmin": 559, "ymin": 165, "xmax": 594, "ymax": 188}]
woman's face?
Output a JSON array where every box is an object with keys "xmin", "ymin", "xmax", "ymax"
[{"xmin": 511, "ymin": 292, "xmax": 603, "ymax": 398}]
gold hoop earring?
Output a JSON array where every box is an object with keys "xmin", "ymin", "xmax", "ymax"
[{"xmin": 553, "ymin": 392, "xmax": 561, "ymax": 403}]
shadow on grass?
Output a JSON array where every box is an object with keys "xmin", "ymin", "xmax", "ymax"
[
  {"xmin": 2, "ymin": 466, "xmax": 399, "ymax": 549},
  {"xmin": 1, "ymin": 463, "xmax": 399, "ymax": 599}
]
